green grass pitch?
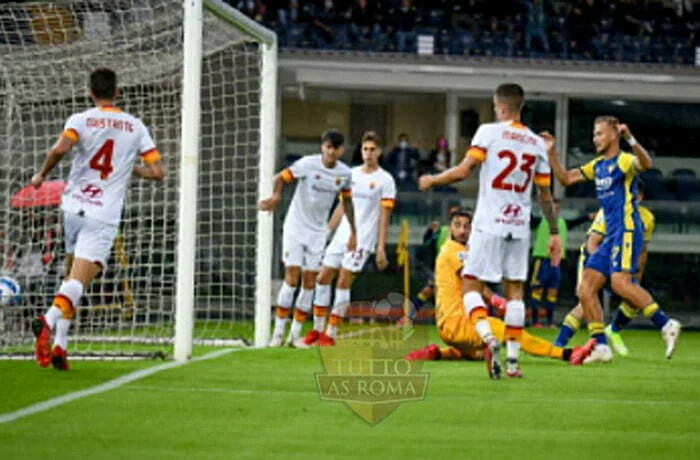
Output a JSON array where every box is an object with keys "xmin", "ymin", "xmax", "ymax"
[{"xmin": 1, "ymin": 327, "xmax": 699, "ymax": 460}]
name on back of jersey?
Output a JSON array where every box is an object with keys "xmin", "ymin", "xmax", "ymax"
[
  {"xmin": 501, "ymin": 130, "xmax": 538, "ymax": 146},
  {"xmin": 86, "ymin": 117, "xmax": 135, "ymax": 132}
]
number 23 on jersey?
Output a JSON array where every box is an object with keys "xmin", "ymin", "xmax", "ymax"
[{"xmin": 491, "ymin": 150, "xmax": 536, "ymax": 193}]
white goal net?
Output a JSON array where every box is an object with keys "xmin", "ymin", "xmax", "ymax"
[{"xmin": 0, "ymin": 0, "xmax": 276, "ymax": 359}]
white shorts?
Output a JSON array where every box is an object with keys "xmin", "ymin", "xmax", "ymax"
[
  {"xmin": 462, "ymin": 229, "xmax": 529, "ymax": 283},
  {"xmin": 63, "ymin": 212, "xmax": 119, "ymax": 267},
  {"xmin": 322, "ymin": 239, "xmax": 372, "ymax": 273},
  {"xmin": 281, "ymin": 231, "xmax": 325, "ymax": 272}
]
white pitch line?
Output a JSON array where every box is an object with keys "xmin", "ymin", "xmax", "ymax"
[
  {"xmin": 0, "ymin": 324, "xmax": 395, "ymax": 425},
  {"xmin": 119, "ymin": 384, "xmax": 700, "ymax": 407},
  {"xmin": 0, "ymin": 348, "xmax": 238, "ymax": 425}
]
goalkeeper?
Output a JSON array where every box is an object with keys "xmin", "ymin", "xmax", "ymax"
[{"xmin": 406, "ymin": 208, "xmax": 594, "ymax": 367}]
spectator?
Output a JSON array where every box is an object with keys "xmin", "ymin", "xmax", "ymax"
[
  {"xmin": 275, "ymin": 0, "xmax": 310, "ymax": 46},
  {"xmin": 309, "ymin": 0, "xmax": 350, "ymax": 48},
  {"xmin": 425, "ymin": 137, "xmax": 457, "ymax": 193},
  {"xmin": 426, "ymin": 136, "xmax": 451, "ymax": 173},
  {"xmin": 389, "ymin": 0, "xmax": 419, "ymax": 52},
  {"xmin": 236, "ymin": 0, "xmax": 266, "ymax": 22},
  {"xmin": 611, "ymin": 0, "xmax": 648, "ymax": 36},
  {"xmin": 350, "ymin": 0, "xmax": 380, "ymax": 48},
  {"xmin": 385, "ymin": 133, "xmax": 421, "ymax": 191},
  {"xmin": 521, "ymin": 0, "xmax": 550, "ymax": 54},
  {"xmin": 567, "ymin": 2, "xmax": 596, "ymax": 57}
]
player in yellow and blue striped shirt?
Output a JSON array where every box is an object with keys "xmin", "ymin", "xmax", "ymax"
[
  {"xmin": 554, "ymin": 182, "xmax": 660, "ymax": 355},
  {"xmin": 543, "ymin": 117, "xmax": 680, "ymax": 362}
]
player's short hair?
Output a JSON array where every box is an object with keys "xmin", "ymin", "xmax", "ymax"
[
  {"xmin": 321, "ymin": 129, "xmax": 344, "ymax": 148},
  {"xmin": 362, "ymin": 131, "xmax": 381, "ymax": 145},
  {"xmin": 449, "ymin": 207, "xmax": 472, "ymax": 223},
  {"xmin": 594, "ymin": 116, "xmax": 620, "ymax": 130},
  {"xmin": 494, "ymin": 83, "xmax": 525, "ymax": 112},
  {"xmin": 637, "ymin": 179, "xmax": 645, "ymax": 195},
  {"xmin": 90, "ymin": 68, "xmax": 117, "ymax": 100}
]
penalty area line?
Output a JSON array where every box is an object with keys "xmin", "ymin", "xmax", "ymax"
[{"xmin": 0, "ymin": 348, "xmax": 239, "ymax": 425}]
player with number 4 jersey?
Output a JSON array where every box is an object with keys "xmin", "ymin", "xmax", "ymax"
[
  {"xmin": 419, "ymin": 83, "xmax": 562, "ymax": 379},
  {"xmin": 31, "ymin": 68, "xmax": 165, "ymax": 370}
]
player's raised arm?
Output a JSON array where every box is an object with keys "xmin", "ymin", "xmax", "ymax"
[
  {"xmin": 540, "ymin": 132, "xmax": 587, "ymax": 186},
  {"xmin": 618, "ymin": 123, "xmax": 652, "ymax": 171},
  {"xmin": 418, "ymin": 154, "xmax": 480, "ymax": 191},
  {"xmin": 32, "ymin": 126, "xmax": 78, "ymax": 188}
]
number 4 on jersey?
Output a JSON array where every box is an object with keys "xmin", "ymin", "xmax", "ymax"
[{"xmin": 90, "ymin": 139, "xmax": 115, "ymax": 180}]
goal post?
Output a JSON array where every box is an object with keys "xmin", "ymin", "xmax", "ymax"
[
  {"xmin": 0, "ymin": 0, "xmax": 277, "ymax": 360},
  {"xmin": 174, "ymin": 0, "xmax": 277, "ymax": 361}
]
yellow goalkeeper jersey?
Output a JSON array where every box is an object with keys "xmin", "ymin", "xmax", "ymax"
[{"xmin": 435, "ymin": 239, "xmax": 468, "ymax": 328}]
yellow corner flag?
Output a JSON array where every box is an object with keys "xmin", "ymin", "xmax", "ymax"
[{"xmin": 396, "ymin": 220, "xmax": 411, "ymax": 321}]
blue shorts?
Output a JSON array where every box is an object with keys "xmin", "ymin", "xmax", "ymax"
[
  {"xmin": 584, "ymin": 229, "xmax": 643, "ymax": 278},
  {"xmin": 530, "ymin": 257, "xmax": 561, "ymax": 290}
]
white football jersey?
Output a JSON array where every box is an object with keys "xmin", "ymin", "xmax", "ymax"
[
  {"xmin": 333, "ymin": 166, "xmax": 396, "ymax": 252},
  {"xmin": 60, "ymin": 106, "xmax": 160, "ymax": 225},
  {"xmin": 467, "ymin": 121, "xmax": 550, "ymax": 239},
  {"xmin": 282, "ymin": 154, "xmax": 352, "ymax": 240}
]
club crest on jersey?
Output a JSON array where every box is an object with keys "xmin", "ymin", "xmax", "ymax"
[
  {"xmin": 501, "ymin": 204, "xmax": 522, "ymax": 218},
  {"xmin": 81, "ymin": 184, "xmax": 103, "ymax": 199},
  {"xmin": 369, "ymin": 182, "xmax": 376, "ymax": 189},
  {"xmin": 315, "ymin": 174, "xmax": 322, "ymax": 180},
  {"xmin": 335, "ymin": 178, "xmax": 342, "ymax": 186}
]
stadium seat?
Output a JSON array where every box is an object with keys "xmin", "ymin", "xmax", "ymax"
[
  {"xmin": 673, "ymin": 177, "xmax": 700, "ymax": 201},
  {"xmin": 671, "ymin": 168, "xmax": 697, "ymax": 179}
]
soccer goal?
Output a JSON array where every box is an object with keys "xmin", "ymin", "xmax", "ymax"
[{"xmin": 0, "ymin": 0, "xmax": 277, "ymax": 360}]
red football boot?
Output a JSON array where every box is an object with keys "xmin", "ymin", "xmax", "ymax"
[
  {"xmin": 51, "ymin": 345, "xmax": 70, "ymax": 371},
  {"xmin": 569, "ymin": 339, "xmax": 596, "ymax": 366},
  {"xmin": 405, "ymin": 344, "xmax": 440, "ymax": 361},
  {"xmin": 32, "ymin": 316, "xmax": 51, "ymax": 368}
]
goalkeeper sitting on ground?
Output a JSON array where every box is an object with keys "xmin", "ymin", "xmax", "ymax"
[{"xmin": 406, "ymin": 208, "xmax": 595, "ymax": 364}]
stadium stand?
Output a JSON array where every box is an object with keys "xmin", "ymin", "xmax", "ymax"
[{"xmin": 233, "ymin": 0, "xmax": 699, "ymax": 65}]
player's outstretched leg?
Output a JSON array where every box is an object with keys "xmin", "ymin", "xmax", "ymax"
[
  {"xmin": 405, "ymin": 344, "xmax": 441, "ymax": 361},
  {"xmin": 519, "ymin": 329, "xmax": 595, "ymax": 365},
  {"xmin": 504, "ymin": 300, "xmax": 525, "ymax": 378},
  {"xmin": 611, "ymin": 273, "xmax": 681, "ymax": 359},
  {"xmin": 639, "ymin": 302, "xmax": 681, "ymax": 359},
  {"xmin": 554, "ymin": 307, "xmax": 582, "ymax": 347},
  {"xmin": 606, "ymin": 301, "xmax": 635, "ymax": 356},
  {"xmin": 32, "ymin": 315, "xmax": 52, "ymax": 368},
  {"xmin": 578, "ymin": 269, "xmax": 612, "ymax": 364},
  {"xmin": 50, "ymin": 279, "xmax": 83, "ymax": 370},
  {"xmin": 320, "ymin": 288, "xmax": 351, "ymax": 346},
  {"xmin": 464, "ymin": 290, "xmax": 501, "ymax": 379},
  {"xmin": 286, "ymin": 286, "xmax": 313, "ymax": 346},
  {"xmin": 270, "ymin": 281, "xmax": 295, "ymax": 347}
]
